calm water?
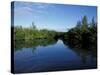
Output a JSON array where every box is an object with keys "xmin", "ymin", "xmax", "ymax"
[{"xmin": 14, "ymin": 39, "xmax": 97, "ymax": 73}]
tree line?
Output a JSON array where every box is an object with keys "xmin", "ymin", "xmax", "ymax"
[
  {"xmin": 13, "ymin": 16, "xmax": 97, "ymax": 49},
  {"xmin": 14, "ymin": 22, "xmax": 57, "ymax": 40},
  {"xmin": 63, "ymin": 16, "xmax": 97, "ymax": 49}
]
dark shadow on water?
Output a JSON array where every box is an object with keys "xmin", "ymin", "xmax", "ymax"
[{"xmin": 62, "ymin": 38, "xmax": 97, "ymax": 65}]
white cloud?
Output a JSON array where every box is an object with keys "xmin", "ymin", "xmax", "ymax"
[
  {"xmin": 14, "ymin": 2, "xmax": 55, "ymax": 15},
  {"xmin": 33, "ymin": 3, "xmax": 54, "ymax": 9},
  {"xmin": 14, "ymin": 7, "xmax": 33, "ymax": 16}
]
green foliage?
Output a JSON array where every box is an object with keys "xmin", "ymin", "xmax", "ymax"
[
  {"xmin": 81, "ymin": 16, "xmax": 88, "ymax": 32},
  {"xmin": 64, "ymin": 16, "xmax": 97, "ymax": 49},
  {"xmin": 14, "ymin": 23, "xmax": 57, "ymax": 40},
  {"xmin": 14, "ymin": 16, "xmax": 97, "ymax": 51}
]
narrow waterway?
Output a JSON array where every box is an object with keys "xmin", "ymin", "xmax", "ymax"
[{"xmin": 14, "ymin": 39, "xmax": 96, "ymax": 73}]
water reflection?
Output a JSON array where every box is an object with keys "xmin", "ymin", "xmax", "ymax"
[
  {"xmin": 63, "ymin": 39, "xmax": 97, "ymax": 64},
  {"xmin": 15, "ymin": 39, "xmax": 57, "ymax": 51},
  {"xmin": 14, "ymin": 39, "xmax": 97, "ymax": 73}
]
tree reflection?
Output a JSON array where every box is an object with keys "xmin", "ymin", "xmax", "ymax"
[
  {"xmin": 14, "ymin": 39, "xmax": 57, "ymax": 51},
  {"xmin": 14, "ymin": 37, "xmax": 97, "ymax": 65},
  {"xmin": 63, "ymin": 39, "xmax": 97, "ymax": 64}
]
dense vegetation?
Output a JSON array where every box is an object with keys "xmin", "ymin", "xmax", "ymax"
[
  {"xmin": 63, "ymin": 16, "xmax": 97, "ymax": 50},
  {"xmin": 14, "ymin": 22, "xmax": 57, "ymax": 40},
  {"xmin": 13, "ymin": 16, "xmax": 97, "ymax": 51}
]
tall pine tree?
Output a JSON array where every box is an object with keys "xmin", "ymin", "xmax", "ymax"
[{"xmin": 81, "ymin": 16, "xmax": 88, "ymax": 32}]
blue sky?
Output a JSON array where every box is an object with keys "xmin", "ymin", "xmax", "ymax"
[{"xmin": 13, "ymin": 1, "xmax": 97, "ymax": 32}]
